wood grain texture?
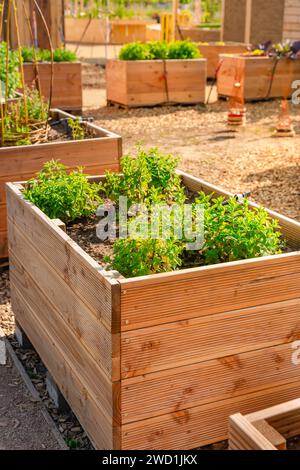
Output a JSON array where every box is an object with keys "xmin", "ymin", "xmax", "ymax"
[
  {"xmin": 198, "ymin": 43, "xmax": 248, "ymax": 78},
  {"xmin": 121, "ymin": 380, "xmax": 300, "ymax": 449},
  {"xmin": 8, "ymin": 181, "xmax": 121, "ymax": 449},
  {"xmin": 120, "ymin": 254, "xmax": 300, "ymax": 330},
  {"xmin": 121, "ymin": 342, "xmax": 300, "ymax": 423},
  {"xmin": 217, "ymin": 55, "xmax": 300, "ymax": 100},
  {"xmin": 121, "ymin": 298, "xmax": 300, "ymax": 378},
  {"xmin": 0, "ymin": 109, "xmax": 121, "ymax": 259},
  {"xmin": 23, "ymin": 62, "xmax": 82, "ymax": 111},
  {"xmin": 106, "ymin": 59, "xmax": 207, "ymax": 106}
]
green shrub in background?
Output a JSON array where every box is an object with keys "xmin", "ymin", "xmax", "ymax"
[
  {"xmin": 119, "ymin": 40, "xmax": 201, "ymax": 60},
  {"xmin": 21, "ymin": 47, "xmax": 77, "ymax": 63},
  {"xmin": 0, "ymin": 42, "xmax": 21, "ymax": 98}
]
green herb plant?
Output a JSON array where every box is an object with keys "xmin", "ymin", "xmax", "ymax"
[
  {"xmin": 0, "ymin": 41, "xmax": 21, "ymax": 98},
  {"xmin": 68, "ymin": 118, "xmax": 85, "ymax": 140},
  {"xmin": 102, "ymin": 147, "xmax": 186, "ymax": 207},
  {"xmin": 194, "ymin": 192, "xmax": 284, "ymax": 265},
  {"xmin": 24, "ymin": 161, "xmax": 102, "ymax": 222},
  {"xmin": 21, "ymin": 46, "xmax": 77, "ymax": 63}
]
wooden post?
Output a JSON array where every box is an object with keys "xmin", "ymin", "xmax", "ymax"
[
  {"xmin": 244, "ymin": 0, "xmax": 252, "ymax": 44},
  {"xmin": 171, "ymin": 0, "xmax": 179, "ymax": 41},
  {"xmin": 34, "ymin": 0, "xmax": 64, "ymax": 49}
]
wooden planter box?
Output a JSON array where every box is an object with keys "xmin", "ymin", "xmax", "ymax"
[
  {"xmin": 0, "ymin": 109, "xmax": 121, "ymax": 260},
  {"xmin": 217, "ymin": 54, "xmax": 300, "ymax": 100},
  {"xmin": 198, "ymin": 43, "xmax": 249, "ymax": 79},
  {"xmin": 23, "ymin": 62, "xmax": 83, "ymax": 112},
  {"xmin": 106, "ymin": 59, "xmax": 207, "ymax": 107},
  {"xmin": 7, "ymin": 171, "xmax": 300, "ymax": 449},
  {"xmin": 110, "ymin": 20, "xmax": 155, "ymax": 44},
  {"xmin": 229, "ymin": 399, "xmax": 300, "ymax": 450},
  {"xmin": 65, "ymin": 18, "xmax": 107, "ymax": 44},
  {"xmin": 179, "ymin": 27, "xmax": 221, "ymax": 43}
]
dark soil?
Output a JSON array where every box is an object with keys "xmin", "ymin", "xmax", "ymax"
[
  {"xmin": 67, "ymin": 215, "xmax": 114, "ymax": 268},
  {"xmin": 48, "ymin": 119, "xmax": 94, "ymax": 143}
]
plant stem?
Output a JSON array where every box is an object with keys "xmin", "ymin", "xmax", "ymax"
[{"xmin": 11, "ymin": 0, "xmax": 29, "ymax": 125}]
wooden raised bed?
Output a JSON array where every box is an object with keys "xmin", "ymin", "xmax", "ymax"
[
  {"xmin": 106, "ymin": 59, "xmax": 207, "ymax": 107},
  {"xmin": 179, "ymin": 27, "xmax": 221, "ymax": 43},
  {"xmin": 0, "ymin": 109, "xmax": 121, "ymax": 260},
  {"xmin": 229, "ymin": 399, "xmax": 300, "ymax": 450},
  {"xmin": 7, "ymin": 171, "xmax": 300, "ymax": 449},
  {"xmin": 23, "ymin": 62, "xmax": 83, "ymax": 112},
  {"xmin": 198, "ymin": 43, "xmax": 249, "ymax": 79},
  {"xmin": 110, "ymin": 20, "xmax": 155, "ymax": 44},
  {"xmin": 217, "ymin": 54, "xmax": 300, "ymax": 100},
  {"xmin": 65, "ymin": 18, "xmax": 107, "ymax": 44}
]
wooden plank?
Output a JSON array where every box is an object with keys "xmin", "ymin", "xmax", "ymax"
[
  {"xmin": 252, "ymin": 420, "xmax": 286, "ymax": 450},
  {"xmin": 121, "ymin": 380, "xmax": 300, "ymax": 450},
  {"xmin": 6, "ymin": 183, "xmax": 116, "ymax": 329},
  {"xmin": 121, "ymin": 298, "xmax": 300, "ymax": 378},
  {"xmin": 9, "ymin": 220, "xmax": 113, "ymax": 378},
  {"xmin": 246, "ymin": 398, "xmax": 300, "ymax": 424},
  {"xmin": 198, "ymin": 43, "xmax": 248, "ymax": 78},
  {"xmin": 120, "ymin": 342, "xmax": 300, "ymax": 423},
  {"xmin": 65, "ymin": 18, "xmax": 107, "ymax": 44},
  {"xmin": 24, "ymin": 63, "xmax": 83, "ymax": 111},
  {"xmin": 120, "ymin": 252, "xmax": 300, "ymax": 330},
  {"xmin": 10, "ymin": 255, "xmax": 113, "ymax": 416},
  {"xmin": 11, "ymin": 282, "xmax": 113, "ymax": 449},
  {"xmin": 229, "ymin": 413, "xmax": 276, "ymax": 451}
]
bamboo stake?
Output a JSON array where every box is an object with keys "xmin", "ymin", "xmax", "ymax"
[
  {"xmin": 11, "ymin": 0, "xmax": 29, "ymax": 125},
  {"xmin": 21, "ymin": 0, "xmax": 42, "ymax": 99},
  {"xmin": 0, "ymin": 0, "xmax": 5, "ymax": 41},
  {"xmin": 33, "ymin": 0, "xmax": 54, "ymax": 123},
  {"xmin": 4, "ymin": 0, "xmax": 11, "ymax": 116}
]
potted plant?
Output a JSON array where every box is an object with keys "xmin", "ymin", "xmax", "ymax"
[
  {"xmin": 106, "ymin": 40, "xmax": 207, "ymax": 106},
  {"xmin": 7, "ymin": 148, "xmax": 300, "ymax": 449},
  {"xmin": 21, "ymin": 46, "xmax": 83, "ymax": 112}
]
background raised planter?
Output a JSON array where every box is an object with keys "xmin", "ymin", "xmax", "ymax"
[
  {"xmin": 178, "ymin": 27, "xmax": 221, "ymax": 43},
  {"xmin": 106, "ymin": 59, "xmax": 207, "ymax": 107},
  {"xmin": 7, "ymin": 171, "xmax": 300, "ymax": 449},
  {"xmin": 0, "ymin": 109, "xmax": 121, "ymax": 259},
  {"xmin": 23, "ymin": 62, "xmax": 83, "ymax": 112},
  {"xmin": 198, "ymin": 43, "xmax": 249, "ymax": 79},
  {"xmin": 217, "ymin": 54, "xmax": 300, "ymax": 100},
  {"xmin": 65, "ymin": 18, "xmax": 107, "ymax": 44}
]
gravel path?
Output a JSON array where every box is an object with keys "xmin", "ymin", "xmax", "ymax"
[{"xmin": 0, "ymin": 354, "xmax": 62, "ymax": 450}]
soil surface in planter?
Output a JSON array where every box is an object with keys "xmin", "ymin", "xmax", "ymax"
[
  {"xmin": 47, "ymin": 119, "xmax": 97, "ymax": 143},
  {"xmin": 66, "ymin": 189, "xmax": 290, "ymax": 276}
]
